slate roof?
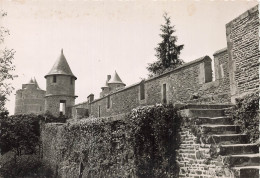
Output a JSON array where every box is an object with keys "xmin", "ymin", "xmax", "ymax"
[
  {"xmin": 45, "ymin": 49, "xmax": 76, "ymax": 79},
  {"xmin": 108, "ymin": 71, "xmax": 125, "ymax": 85}
]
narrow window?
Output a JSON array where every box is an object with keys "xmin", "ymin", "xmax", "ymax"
[
  {"xmin": 40, "ymin": 106, "xmax": 42, "ymax": 111},
  {"xmin": 140, "ymin": 82, "xmax": 145, "ymax": 100},
  {"xmin": 71, "ymin": 77, "xmax": 73, "ymax": 85},
  {"xmin": 162, "ymin": 84, "xmax": 167, "ymax": 104},
  {"xmin": 107, "ymin": 95, "xmax": 110, "ymax": 109},
  {"xmin": 98, "ymin": 105, "xmax": 101, "ymax": 117},
  {"xmin": 59, "ymin": 100, "xmax": 66, "ymax": 115},
  {"xmin": 53, "ymin": 75, "xmax": 56, "ymax": 83}
]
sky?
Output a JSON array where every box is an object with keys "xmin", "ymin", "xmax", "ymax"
[{"xmin": 1, "ymin": 0, "xmax": 258, "ymax": 114}]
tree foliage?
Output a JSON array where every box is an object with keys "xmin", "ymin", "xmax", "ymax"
[
  {"xmin": 0, "ymin": 11, "xmax": 16, "ymax": 112},
  {"xmin": 147, "ymin": 13, "xmax": 184, "ymax": 76},
  {"xmin": 0, "ymin": 112, "xmax": 67, "ymax": 155},
  {"xmin": 0, "ymin": 113, "xmax": 40, "ymax": 155}
]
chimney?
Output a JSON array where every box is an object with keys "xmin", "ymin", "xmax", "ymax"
[
  {"xmin": 107, "ymin": 75, "xmax": 111, "ymax": 81},
  {"xmin": 87, "ymin": 94, "xmax": 94, "ymax": 103}
]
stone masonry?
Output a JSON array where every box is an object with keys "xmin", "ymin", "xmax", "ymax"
[{"xmin": 178, "ymin": 104, "xmax": 260, "ymax": 178}]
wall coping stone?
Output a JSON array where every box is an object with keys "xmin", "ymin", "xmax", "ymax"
[
  {"xmin": 226, "ymin": 5, "xmax": 258, "ymax": 28},
  {"xmin": 213, "ymin": 47, "xmax": 228, "ymax": 56}
]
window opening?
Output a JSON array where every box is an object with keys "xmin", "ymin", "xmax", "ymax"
[
  {"xmin": 59, "ymin": 100, "xmax": 66, "ymax": 115},
  {"xmin": 53, "ymin": 75, "xmax": 56, "ymax": 83},
  {"xmin": 98, "ymin": 105, "xmax": 101, "ymax": 117},
  {"xmin": 140, "ymin": 82, "xmax": 145, "ymax": 100},
  {"xmin": 107, "ymin": 95, "xmax": 110, "ymax": 109},
  {"xmin": 162, "ymin": 84, "xmax": 167, "ymax": 104}
]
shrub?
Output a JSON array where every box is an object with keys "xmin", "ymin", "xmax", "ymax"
[
  {"xmin": 127, "ymin": 103, "xmax": 181, "ymax": 178},
  {"xmin": 0, "ymin": 155, "xmax": 54, "ymax": 178},
  {"xmin": 229, "ymin": 91, "xmax": 259, "ymax": 143}
]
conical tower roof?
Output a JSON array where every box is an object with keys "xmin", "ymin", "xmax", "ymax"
[
  {"xmin": 108, "ymin": 71, "xmax": 125, "ymax": 85},
  {"xmin": 33, "ymin": 77, "xmax": 41, "ymax": 90},
  {"xmin": 27, "ymin": 78, "xmax": 34, "ymax": 84},
  {"xmin": 45, "ymin": 49, "xmax": 77, "ymax": 79}
]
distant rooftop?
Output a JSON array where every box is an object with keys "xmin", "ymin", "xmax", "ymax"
[{"xmin": 108, "ymin": 71, "xmax": 125, "ymax": 86}]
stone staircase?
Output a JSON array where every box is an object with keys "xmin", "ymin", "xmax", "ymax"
[{"xmin": 177, "ymin": 104, "xmax": 260, "ymax": 178}]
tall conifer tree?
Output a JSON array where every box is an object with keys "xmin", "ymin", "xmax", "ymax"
[{"xmin": 147, "ymin": 13, "xmax": 184, "ymax": 76}]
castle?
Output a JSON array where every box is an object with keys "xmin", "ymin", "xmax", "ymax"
[
  {"xmin": 15, "ymin": 5, "xmax": 259, "ymax": 119},
  {"xmin": 14, "ymin": 49, "xmax": 127, "ymax": 117}
]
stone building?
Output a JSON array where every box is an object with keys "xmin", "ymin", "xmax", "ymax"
[
  {"xmin": 14, "ymin": 78, "xmax": 45, "ymax": 115},
  {"xmin": 44, "ymin": 49, "xmax": 77, "ymax": 117}
]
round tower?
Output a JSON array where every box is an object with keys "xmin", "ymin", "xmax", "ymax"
[
  {"xmin": 44, "ymin": 49, "xmax": 77, "ymax": 117},
  {"xmin": 107, "ymin": 71, "xmax": 125, "ymax": 92}
]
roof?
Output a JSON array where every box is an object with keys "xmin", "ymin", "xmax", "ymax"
[
  {"xmin": 45, "ymin": 49, "xmax": 76, "ymax": 79},
  {"xmin": 33, "ymin": 77, "xmax": 41, "ymax": 90},
  {"xmin": 24, "ymin": 77, "xmax": 42, "ymax": 90},
  {"xmin": 108, "ymin": 71, "xmax": 125, "ymax": 85},
  {"xmin": 27, "ymin": 78, "xmax": 34, "ymax": 84}
]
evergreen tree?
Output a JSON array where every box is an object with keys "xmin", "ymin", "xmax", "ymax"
[{"xmin": 147, "ymin": 13, "xmax": 184, "ymax": 76}]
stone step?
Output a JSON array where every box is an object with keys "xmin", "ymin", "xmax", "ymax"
[
  {"xmin": 200, "ymin": 125, "xmax": 240, "ymax": 134},
  {"xmin": 197, "ymin": 116, "xmax": 233, "ymax": 125},
  {"xmin": 204, "ymin": 134, "xmax": 248, "ymax": 145},
  {"xmin": 227, "ymin": 154, "xmax": 260, "ymax": 167},
  {"xmin": 181, "ymin": 109, "xmax": 225, "ymax": 117},
  {"xmin": 220, "ymin": 144, "xmax": 259, "ymax": 156},
  {"xmin": 175, "ymin": 103, "xmax": 234, "ymax": 110},
  {"xmin": 232, "ymin": 166, "xmax": 260, "ymax": 178}
]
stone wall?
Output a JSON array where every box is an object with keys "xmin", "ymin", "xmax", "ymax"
[
  {"xmin": 41, "ymin": 116, "xmax": 136, "ymax": 178},
  {"xmin": 45, "ymin": 95, "xmax": 75, "ymax": 117},
  {"xmin": 226, "ymin": 5, "xmax": 259, "ymax": 102},
  {"xmin": 177, "ymin": 127, "xmax": 232, "ymax": 178},
  {"xmin": 72, "ymin": 56, "xmax": 231, "ymax": 118}
]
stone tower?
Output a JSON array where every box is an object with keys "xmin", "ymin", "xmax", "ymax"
[
  {"xmin": 14, "ymin": 77, "xmax": 46, "ymax": 115},
  {"xmin": 107, "ymin": 71, "xmax": 125, "ymax": 91},
  {"xmin": 44, "ymin": 49, "xmax": 77, "ymax": 117},
  {"xmin": 100, "ymin": 71, "xmax": 126, "ymax": 97}
]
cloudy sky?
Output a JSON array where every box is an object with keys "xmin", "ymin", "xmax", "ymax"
[{"xmin": 1, "ymin": 0, "xmax": 258, "ymax": 114}]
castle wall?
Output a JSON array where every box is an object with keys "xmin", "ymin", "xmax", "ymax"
[
  {"xmin": 226, "ymin": 5, "xmax": 259, "ymax": 102},
  {"xmin": 42, "ymin": 116, "xmax": 135, "ymax": 178},
  {"xmin": 72, "ymin": 55, "xmax": 231, "ymax": 118},
  {"xmin": 14, "ymin": 85, "xmax": 45, "ymax": 115}
]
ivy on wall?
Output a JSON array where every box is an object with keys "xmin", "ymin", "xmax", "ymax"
[
  {"xmin": 42, "ymin": 104, "xmax": 182, "ymax": 178},
  {"xmin": 126, "ymin": 103, "xmax": 182, "ymax": 177},
  {"xmin": 229, "ymin": 91, "xmax": 259, "ymax": 143}
]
